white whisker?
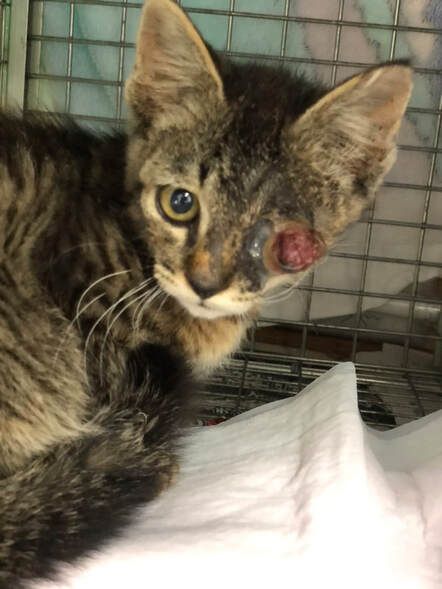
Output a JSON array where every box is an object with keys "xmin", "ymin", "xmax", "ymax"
[
  {"xmin": 146, "ymin": 290, "xmax": 169, "ymax": 328},
  {"xmin": 50, "ymin": 241, "xmax": 108, "ymax": 265},
  {"xmin": 75, "ymin": 269, "xmax": 131, "ymax": 327},
  {"xmin": 264, "ymin": 283, "xmax": 299, "ymax": 304},
  {"xmin": 131, "ymin": 281, "xmax": 159, "ymax": 330},
  {"xmin": 53, "ymin": 270, "xmax": 132, "ymax": 370},
  {"xmin": 53, "ymin": 292, "xmax": 108, "ymax": 369},
  {"xmin": 83, "ymin": 279, "xmax": 150, "ymax": 369},
  {"xmin": 72, "ymin": 292, "xmax": 105, "ymax": 328},
  {"xmin": 134, "ymin": 286, "xmax": 163, "ymax": 331},
  {"xmin": 98, "ymin": 289, "xmax": 154, "ymax": 383}
]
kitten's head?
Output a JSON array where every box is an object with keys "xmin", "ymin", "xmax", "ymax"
[{"xmin": 125, "ymin": 0, "xmax": 412, "ymax": 320}]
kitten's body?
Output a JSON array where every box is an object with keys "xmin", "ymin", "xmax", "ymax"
[
  {"xmin": 0, "ymin": 111, "xmax": 248, "ymax": 587},
  {"xmin": 0, "ymin": 0, "xmax": 411, "ymax": 586}
]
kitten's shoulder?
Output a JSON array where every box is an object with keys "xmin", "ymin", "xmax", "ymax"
[
  {"xmin": 0, "ymin": 110, "xmax": 123, "ymax": 155},
  {"xmin": 0, "ymin": 111, "xmax": 126, "ymax": 187}
]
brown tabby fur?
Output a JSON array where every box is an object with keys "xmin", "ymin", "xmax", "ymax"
[{"xmin": 0, "ymin": 0, "xmax": 411, "ymax": 585}]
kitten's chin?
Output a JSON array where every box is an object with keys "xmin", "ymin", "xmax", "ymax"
[
  {"xmin": 180, "ymin": 301, "xmax": 231, "ymax": 320},
  {"xmin": 179, "ymin": 298, "xmax": 251, "ymax": 320}
]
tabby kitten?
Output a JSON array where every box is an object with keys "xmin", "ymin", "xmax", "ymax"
[{"xmin": 0, "ymin": 0, "xmax": 411, "ymax": 585}]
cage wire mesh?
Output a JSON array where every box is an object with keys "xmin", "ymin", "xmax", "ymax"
[
  {"xmin": 18, "ymin": 0, "xmax": 442, "ymax": 428},
  {"xmin": 0, "ymin": 1, "xmax": 10, "ymax": 105}
]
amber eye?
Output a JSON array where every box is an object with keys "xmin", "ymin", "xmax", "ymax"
[{"xmin": 158, "ymin": 186, "xmax": 199, "ymax": 223}]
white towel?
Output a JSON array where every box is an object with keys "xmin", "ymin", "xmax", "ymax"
[{"xmin": 34, "ymin": 363, "xmax": 442, "ymax": 589}]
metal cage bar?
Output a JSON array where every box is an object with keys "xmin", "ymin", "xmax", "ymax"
[
  {"xmin": 5, "ymin": 0, "xmax": 29, "ymax": 108},
  {"xmin": 0, "ymin": 2, "xmax": 8, "ymax": 106}
]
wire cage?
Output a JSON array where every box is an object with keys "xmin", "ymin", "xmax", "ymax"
[
  {"xmin": 0, "ymin": 1, "xmax": 10, "ymax": 105},
  {"xmin": 5, "ymin": 0, "xmax": 442, "ymax": 429}
]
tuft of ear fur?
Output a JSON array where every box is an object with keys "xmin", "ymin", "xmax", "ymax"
[{"xmin": 125, "ymin": 0, "xmax": 224, "ymax": 128}]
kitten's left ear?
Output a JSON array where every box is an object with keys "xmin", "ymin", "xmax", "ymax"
[
  {"xmin": 125, "ymin": 0, "xmax": 224, "ymax": 127},
  {"xmin": 290, "ymin": 64, "xmax": 412, "ymax": 154},
  {"xmin": 286, "ymin": 64, "xmax": 412, "ymax": 240}
]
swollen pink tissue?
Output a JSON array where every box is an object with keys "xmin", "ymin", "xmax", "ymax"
[{"xmin": 274, "ymin": 226, "xmax": 324, "ymax": 272}]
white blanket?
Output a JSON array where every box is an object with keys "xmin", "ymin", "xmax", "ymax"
[{"xmin": 35, "ymin": 363, "xmax": 442, "ymax": 589}]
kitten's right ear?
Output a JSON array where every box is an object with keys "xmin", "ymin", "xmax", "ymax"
[{"xmin": 125, "ymin": 0, "xmax": 224, "ymax": 128}]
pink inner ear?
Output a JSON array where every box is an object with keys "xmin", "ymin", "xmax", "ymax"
[{"xmin": 273, "ymin": 226, "xmax": 324, "ymax": 272}]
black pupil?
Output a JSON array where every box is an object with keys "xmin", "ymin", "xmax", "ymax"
[{"xmin": 170, "ymin": 189, "xmax": 193, "ymax": 214}]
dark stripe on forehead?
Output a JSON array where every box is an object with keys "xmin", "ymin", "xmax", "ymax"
[{"xmin": 199, "ymin": 162, "xmax": 209, "ymax": 186}]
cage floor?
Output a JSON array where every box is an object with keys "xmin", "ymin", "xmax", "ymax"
[{"xmin": 199, "ymin": 351, "xmax": 442, "ymax": 430}]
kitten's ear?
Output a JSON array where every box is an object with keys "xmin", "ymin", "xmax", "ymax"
[
  {"xmin": 125, "ymin": 0, "xmax": 224, "ymax": 127},
  {"xmin": 291, "ymin": 64, "xmax": 412, "ymax": 151},
  {"xmin": 287, "ymin": 65, "xmax": 412, "ymax": 238}
]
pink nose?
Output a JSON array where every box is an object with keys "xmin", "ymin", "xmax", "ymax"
[{"xmin": 264, "ymin": 222, "xmax": 325, "ymax": 273}]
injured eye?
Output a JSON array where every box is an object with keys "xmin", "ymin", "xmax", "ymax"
[
  {"xmin": 265, "ymin": 223, "xmax": 325, "ymax": 274},
  {"xmin": 157, "ymin": 186, "xmax": 200, "ymax": 223}
]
